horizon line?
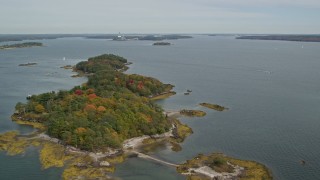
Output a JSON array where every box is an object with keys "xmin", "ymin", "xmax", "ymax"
[{"xmin": 0, "ymin": 33, "xmax": 320, "ymax": 35}]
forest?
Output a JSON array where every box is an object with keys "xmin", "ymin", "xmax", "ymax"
[{"xmin": 14, "ymin": 54, "xmax": 173, "ymax": 151}]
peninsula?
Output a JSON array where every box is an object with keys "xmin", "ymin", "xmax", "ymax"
[{"xmin": 0, "ymin": 42, "xmax": 43, "ymax": 50}]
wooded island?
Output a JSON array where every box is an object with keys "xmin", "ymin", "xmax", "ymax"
[
  {"xmin": 13, "ymin": 54, "xmax": 174, "ymax": 151},
  {"xmin": 1, "ymin": 53, "xmax": 272, "ymax": 179},
  {"xmin": 0, "ymin": 42, "xmax": 43, "ymax": 50}
]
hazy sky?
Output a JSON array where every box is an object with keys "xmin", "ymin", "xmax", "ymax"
[{"xmin": 1, "ymin": 0, "xmax": 319, "ymax": 34}]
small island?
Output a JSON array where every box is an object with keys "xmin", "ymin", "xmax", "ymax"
[
  {"xmin": 0, "ymin": 42, "xmax": 43, "ymax": 50},
  {"xmin": 180, "ymin": 109, "xmax": 206, "ymax": 117},
  {"xmin": 60, "ymin": 65, "xmax": 74, "ymax": 69},
  {"xmin": 19, "ymin": 62, "xmax": 37, "ymax": 66},
  {"xmin": 177, "ymin": 153, "xmax": 272, "ymax": 180},
  {"xmin": 200, "ymin": 103, "xmax": 228, "ymax": 111},
  {"xmin": 153, "ymin": 42, "xmax": 171, "ymax": 46}
]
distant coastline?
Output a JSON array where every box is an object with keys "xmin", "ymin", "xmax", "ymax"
[
  {"xmin": 237, "ymin": 35, "xmax": 320, "ymax": 42},
  {"xmin": 0, "ymin": 34, "xmax": 192, "ymax": 43}
]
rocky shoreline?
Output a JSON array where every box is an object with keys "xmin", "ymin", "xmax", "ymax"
[
  {"xmin": 8, "ymin": 97, "xmax": 274, "ymax": 180},
  {"xmin": 0, "ymin": 121, "xmax": 178, "ymax": 179}
]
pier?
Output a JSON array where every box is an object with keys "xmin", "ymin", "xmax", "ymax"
[{"xmin": 131, "ymin": 151, "xmax": 178, "ymax": 167}]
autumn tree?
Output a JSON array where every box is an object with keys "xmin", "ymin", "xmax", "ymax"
[{"xmin": 35, "ymin": 104, "xmax": 45, "ymax": 113}]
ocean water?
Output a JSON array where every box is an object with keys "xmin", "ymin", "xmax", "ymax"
[{"xmin": 0, "ymin": 36, "xmax": 320, "ymax": 179}]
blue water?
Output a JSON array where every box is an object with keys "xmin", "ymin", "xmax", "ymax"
[{"xmin": 1, "ymin": 36, "xmax": 320, "ymax": 179}]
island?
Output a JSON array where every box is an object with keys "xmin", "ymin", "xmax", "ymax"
[
  {"xmin": 60, "ymin": 65, "xmax": 74, "ymax": 69},
  {"xmin": 180, "ymin": 109, "xmax": 206, "ymax": 117},
  {"xmin": 200, "ymin": 103, "xmax": 228, "ymax": 111},
  {"xmin": 18, "ymin": 62, "xmax": 38, "ymax": 66},
  {"xmin": 236, "ymin": 35, "xmax": 320, "ymax": 42},
  {"xmin": 177, "ymin": 153, "xmax": 272, "ymax": 180},
  {"xmin": 0, "ymin": 53, "xmax": 272, "ymax": 179},
  {"xmin": 153, "ymin": 42, "xmax": 171, "ymax": 46},
  {"xmin": 0, "ymin": 42, "xmax": 43, "ymax": 50},
  {"xmin": 13, "ymin": 54, "xmax": 177, "ymax": 150},
  {"xmin": 1, "ymin": 54, "xmax": 193, "ymax": 179}
]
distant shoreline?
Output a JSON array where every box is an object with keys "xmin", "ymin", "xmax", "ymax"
[
  {"xmin": 236, "ymin": 35, "xmax": 320, "ymax": 42},
  {"xmin": 0, "ymin": 34, "xmax": 192, "ymax": 43}
]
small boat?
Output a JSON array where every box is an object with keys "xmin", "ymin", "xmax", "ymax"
[
  {"xmin": 187, "ymin": 89, "xmax": 192, "ymax": 93},
  {"xmin": 184, "ymin": 92, "xmax": 190, "ymax": 95},
  {"xmin": 63, "ymin": 57, "xmax": 66, "ymax": 61}
]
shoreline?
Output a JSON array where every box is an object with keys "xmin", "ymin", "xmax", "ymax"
[{"xmin": 149, "ymin": 91, "xmax": 176, "ymax": 100}]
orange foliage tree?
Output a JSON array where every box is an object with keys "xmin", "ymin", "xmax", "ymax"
[
  {"xmin": 84, "ymin": 104, "xmax": 97, "ymax": 112},
  {"xmin": 88, "ymin": 93, "xmax": 97, "ymax": 100},
  {"xmin": 97, "ymin": 106, "xmax": 106, "ymax": 112}
]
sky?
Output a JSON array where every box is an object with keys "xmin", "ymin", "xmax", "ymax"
[{"xmin": 0, "ymin": 0, "xmax": 319, "ymax": 34}]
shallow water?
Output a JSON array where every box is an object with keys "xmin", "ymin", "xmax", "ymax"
[{"xmin": 0, "ymin": 36, "xmax": 320, "ymax": 179}]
